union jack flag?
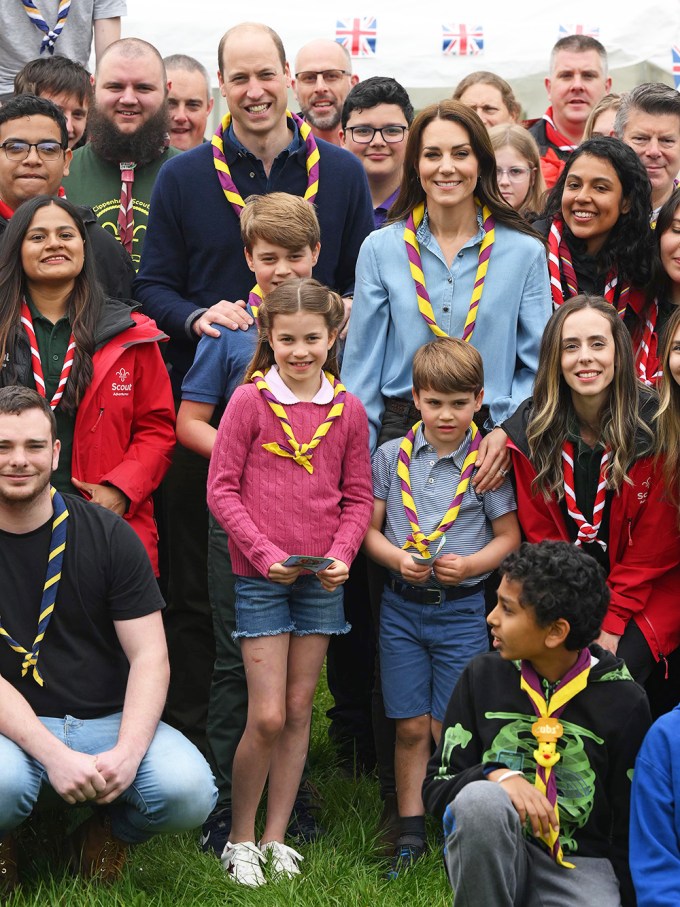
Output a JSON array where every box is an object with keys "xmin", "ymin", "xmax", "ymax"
[
  {"xmin": 335, "ymin": 17, "xmax": 377, "ymax": 57},
  {"xmin": 558, "ymin": 24, "xmax": 600, "ymax": 38},
  {"xmin": 673, "ymin": 46, "xmax": 680, "ymax": 90},
  {"xmin": 442, "ymin": 24, "xmax": 484, "ymax": 56}
]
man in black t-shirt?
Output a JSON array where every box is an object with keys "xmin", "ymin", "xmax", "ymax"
[{"xmin": 0, "ymin": 387, "xmax": 216, "ymax": 896}]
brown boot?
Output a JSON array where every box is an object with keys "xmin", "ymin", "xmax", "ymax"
[
  {"xmin": 70, "ymin": 812, "xmax": 129, "ymax": 883},
  {"xmin": 0, "ymin": 834, "xmax": 19, "ymax": 897}
]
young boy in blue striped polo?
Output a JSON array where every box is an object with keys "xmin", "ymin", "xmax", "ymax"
[{"xmin": 363, "ymin": 336, "xmax": 520, "ymax": 877}]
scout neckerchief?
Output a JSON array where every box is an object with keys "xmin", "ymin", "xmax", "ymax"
[
  {"xmin": 561, "ymin": 441, "xmax": 609, "ymax": 550},
  {"xmin": 118, "ymin": 162, "xmax": 136, "ymax": 255},
  {"xmin": 520, "ymin": 646, "xmax": 591, "ymax": 867},
  {"xmin": 633, "ymin": 301, "xmax": 661, "ymax": 387},
  {"xmin": 542, "ymin": 107, "xmax": 578, "ymax": 154},
  {"xmin": 211, "ymin": 109, "xmax": 320, "ymax": 214},
  {"xmin": 251, "ymin": 369, "xmax": 345, "ymax": 474},
  {"xmin": 20, "ymin": 299, "xmax": 75, "ymax": 410},
  {"xmin": 398, "ymin": 420, "xmax": 482, "ymax": 559},
  {"xmin": 0, "ymin": 487, "xmax": 68, "ymax": 685},
  {"xmin": 548, "ymin": 217, "xmax": 654, "ymax": 380},
  {"xmin": 22, "ymin": 0, "xmax": 71, "ymax": 55},
  {"xmin": 211, "ymin": 109, "xmax": 319, "ymax": 312},
  {"xmin": 404, "ymin": 201, "xmax": 495, "ymax": 342}
]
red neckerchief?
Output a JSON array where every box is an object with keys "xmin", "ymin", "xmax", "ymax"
[
  {"xmin": 0, "ymin": 186, "xmax": 67, "ymax": 221},
  {"xmin": 561, "ymin": 441, "xmax": 609, "ymax": 550},
  {"xmin": 542, "ymin": 107, "xmax": 578, "ymax": 153}
]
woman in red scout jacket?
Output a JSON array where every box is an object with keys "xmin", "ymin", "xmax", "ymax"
[
  {"xmin": 503, "ymin": 295, "xmax": 680, "ymax": 686},
  {"xmin": 0, "ymin": 195, "xmax": 174, "ymax": 574},
  {"xmin": 537, "ymin": 137, "xmax": 660, "ymax": 386}
]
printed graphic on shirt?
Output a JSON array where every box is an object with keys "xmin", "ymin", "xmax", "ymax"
[
  {"xmin": 111, "ymin": 366, "xmax": 132, "ymax": 397},
  {"xmin": 92, "ymin": 199, "xmax": 150, "ymax": 269}
]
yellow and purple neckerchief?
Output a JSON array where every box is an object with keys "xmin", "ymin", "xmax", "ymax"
[
  {"xmin": 0, "ymin": 488, "xmax": 68, "ymax": 686},
  {"xmin": 211, "ymin": 109, "xmax": 320, "ymax": 316},
  {"xmin": 211, "ymin": 109, "xmax": 320, "ymax": 215},
  {"xmin": 251, "ymin": 369, "xmax": 345, "ymax": 474},
  {"xmin": 520, "ymin": 647, "xmax": 591, "ymax": 868},
  {"xmin": 22, "ymin": 0, "xmax": 71, "ymax": 55},
  {"xmin": 398, "ymin": 420, "xmax": 481, "ymax": 559},
  {"xmin": 404, "ymin": 200, "xmax": 495, "ymax": 342}
]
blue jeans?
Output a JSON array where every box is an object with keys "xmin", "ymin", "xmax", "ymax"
[
  {"xmin": 0, "ymin": 714, "xmax": 217, "ymax": 843},
  {"xmin": 234, "ymin": 574, "xmax": 350, "ymax": 638}
]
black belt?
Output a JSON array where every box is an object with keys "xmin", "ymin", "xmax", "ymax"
[
  {"xmin": 387, "ymin": 577, "xmax": 484, "ymax": 605},
  {"xmin": 383, "ymin": 397, "xmax": 491, "ymax": 433}
]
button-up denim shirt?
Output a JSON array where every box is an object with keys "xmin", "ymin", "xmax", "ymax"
[{"xmin": 342, "ymin": 211, "xmax": 552, "ymax": 452}]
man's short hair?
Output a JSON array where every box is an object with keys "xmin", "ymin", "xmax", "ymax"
[
  {"xmin": 14, "ymin": 56, "xmax": 93, "ymax": 106},
  {"xmin": 550, "ymin": 34, "xmax": 608, "ymax": 77},
  {"xmin": 163, "ymin": 53, "xmax": 211, "ymax": 95},
  {"xmin": 614, "ymin": 82, "xmax": 680, "ymax": 137},
  {"xmin": 500, "ymin": 541, "xmax": 609, "ymax": 650},
  {"xmin": 0, "ymin": 94, "xmax": 68, "ymax": 147},
  {"xmin": 0, "ymin": 386, "xmax": 57, "ymax": 442},
  {"xmin": 412, "ymin": 337, "xmax": 483, "ymax": 396},
  {"xmin": 96, "ymin": 37, "xmax": 166, "ymax": 80},
  {"xmin": 218, "ymin": 23, "xmax": 286, "ymax": 75},
  {"xmin": 341, "ymin": 76, "xmax": 414, "ymax": 130},
  {"xmin": 240, "ymin": 192, "xmax": 320, "ymax": 252}
]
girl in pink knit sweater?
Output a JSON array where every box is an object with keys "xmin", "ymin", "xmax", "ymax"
[{"xmin": 207, "ymin": 278, "xmax": 373, "ymax": 886}]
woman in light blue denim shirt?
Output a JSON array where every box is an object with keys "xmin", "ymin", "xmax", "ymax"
[{"xmin": 342, "ymin": 100, "xmax": 552, "ymax": 493}]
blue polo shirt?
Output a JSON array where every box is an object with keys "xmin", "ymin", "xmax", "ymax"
[
  {"xmin": 181, "ymin": 310, "xmax": 258, "ymax": 406},
  {"xmin": 372, "ymin": 424, "xmax": 516, "ymax": 588}
]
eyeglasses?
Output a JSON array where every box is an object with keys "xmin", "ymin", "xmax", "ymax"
[
  {"xmin": 295, "ymin": 69, "xmax": 351, "ymax": 85},
  {"xmin": 496, "ymin": 166, "xmax": 534, "ymax": 182},
  {"xmin": 346, "ymin": 125, "xmax": 408, "ymax": 144},
  {"xmin": 0, "ymin": 140, "xmax": 65, "ymax": 162}
]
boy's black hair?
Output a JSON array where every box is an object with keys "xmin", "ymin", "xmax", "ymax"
[
  {"xmin": 499, "ymin": 541, "xmax": 609, "ymax": 650},
  {"xmin": 341, "ymin": 76, "xmax": 414, "ymax": 130},
  {"xmin": 0, "ymin": 94, "xmax": 68, "ymax": 148}
]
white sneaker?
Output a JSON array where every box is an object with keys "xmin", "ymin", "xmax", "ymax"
[
  {"xmin": 260, "ymin": 840, "xmax": 304, "ymax": 879},
  {"xmin": 221, "ymin": 840, "xmax": 266, "ymax": 887}
]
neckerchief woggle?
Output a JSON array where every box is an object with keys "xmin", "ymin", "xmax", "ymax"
[
  {"xmin": 0, "ymin": 488, "xmax": 68, "ymax": 685},
  {"xmin": 520, "ymin": 646, "xmax": 591, "ymax": 867},
  {"xmin": 404, "ymin": 200, "xmax": 495, "ymax": 342},
  {"xmin": 251, "ymin": 369, "xmax": 345, "ymax": 474},
  {"xmin": 398, "ymin": 420, "xmax": 482, "ymax": 558}
]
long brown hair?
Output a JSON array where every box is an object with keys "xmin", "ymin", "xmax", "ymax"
[
  {"xmin": 655, "ymin": 305, "xmax": 680, "ymax": 511},
  {"xmin": 527, "ymin": 295, "xmax": 650, "ymax": 499},
  {"xmin": 387, "ymin": 99, "xmax": 542, "ymax": 243},
  {"xmin": 0, "ymin": 196, "xmax": 103, "ymax": 414},
  {"xmin": 244, "ymin": 278, "xmax": 344, "ymax": 383}
]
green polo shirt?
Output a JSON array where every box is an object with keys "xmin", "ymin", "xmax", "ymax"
[{"xmin": 25, "ymin": 296, "xmax": 77, "ymax": 495}]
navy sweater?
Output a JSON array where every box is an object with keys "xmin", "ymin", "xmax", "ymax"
[{"xmin": 133, "ymin": 132, "xmax": 374, "ymax": 383}]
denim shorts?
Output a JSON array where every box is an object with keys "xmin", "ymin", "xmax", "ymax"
[
  {"xmin": 379, "ymin": 583, "xmax": 488, "ymax": 722},
  {"xmin": 234, "ymin": 573, "xmax": 350, "ymax": 639}
]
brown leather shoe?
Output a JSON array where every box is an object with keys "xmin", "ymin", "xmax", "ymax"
[
  {"xmin": 70, "ymin": 812, "xmax": 128, "ymax": 883},
  {"xmin": 0, "ymin": 834, "xmax": 19, "ymax": 896}
]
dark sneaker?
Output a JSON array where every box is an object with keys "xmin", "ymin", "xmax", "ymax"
[
  {"xmin": 287, "ymin": 798, "xmax": 325, "ymax": 844},
  {"xmin": 70, "ymin": 812, "xmax": 128, "ymax": 883},
  {"xmin": 386, "ymin": 839, "xmax": 427, "ymax": 880},
  {"xmin": 0, "ymin": 834, "xmax": 19, "ymax": 897},
  {"xmin": 200, "ymin": 807, "xmax": 232, "ymax": 856}
]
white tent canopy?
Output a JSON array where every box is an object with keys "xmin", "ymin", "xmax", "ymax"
[{"xmin": 122, "ymin": 0, "xmax": 680, "ymax": 118}]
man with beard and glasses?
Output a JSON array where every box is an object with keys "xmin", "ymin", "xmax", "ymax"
[
  {"xmin": 293, "ymin": 39, "xmax": 358, "ymax": 146},
  {"xmin": 0, "ymin": 387, "xmax": 216, "ymax": 897},
  {"xmin": 63, "ymin": 38, "xmax": 180, "ymax": 270}
]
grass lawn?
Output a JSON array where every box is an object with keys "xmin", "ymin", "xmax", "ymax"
[{"xmin": 8, "ymin": 671, "xmax": 452, "ymax": 906}]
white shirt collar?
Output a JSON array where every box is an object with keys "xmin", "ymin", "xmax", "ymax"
[{"xmin": 265, "ymin": 365, "xmax": 334, "ymax": 404}]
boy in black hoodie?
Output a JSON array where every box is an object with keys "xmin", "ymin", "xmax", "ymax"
[{"xmin": 423, "ymin": 541, "xmax": 650, "ymax": 907}]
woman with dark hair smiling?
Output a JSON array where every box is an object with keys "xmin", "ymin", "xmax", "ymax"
[
  {"xmin": 0, "ymin": 194, "xmax": 174, "ymax": 573},
  {"xmin": 504, "ymin": 295, "xmax": 680, "ymax": 685},
  {"xmin": 342, "ymin": 100, "xmax": 552, "ymax": 484},
  {"xmin": 539, "ymin": 136, "xmax": 657, "ymax": 382}
]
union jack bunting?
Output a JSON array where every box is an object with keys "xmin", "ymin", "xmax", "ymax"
[
  {"xmin": 558, "ymin": 24, "xmax": 600, "ymax": 38},
  {"xmin": 335, "ymin": 17, "xmax": 377, "ymax": 57},
  {"xmin": 442, "ymin": 24, "xmax": 484, "ymax": 56},
  {"xmin": 673, "ymin": 46, "xmax": 680, "ymax": 90}
]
